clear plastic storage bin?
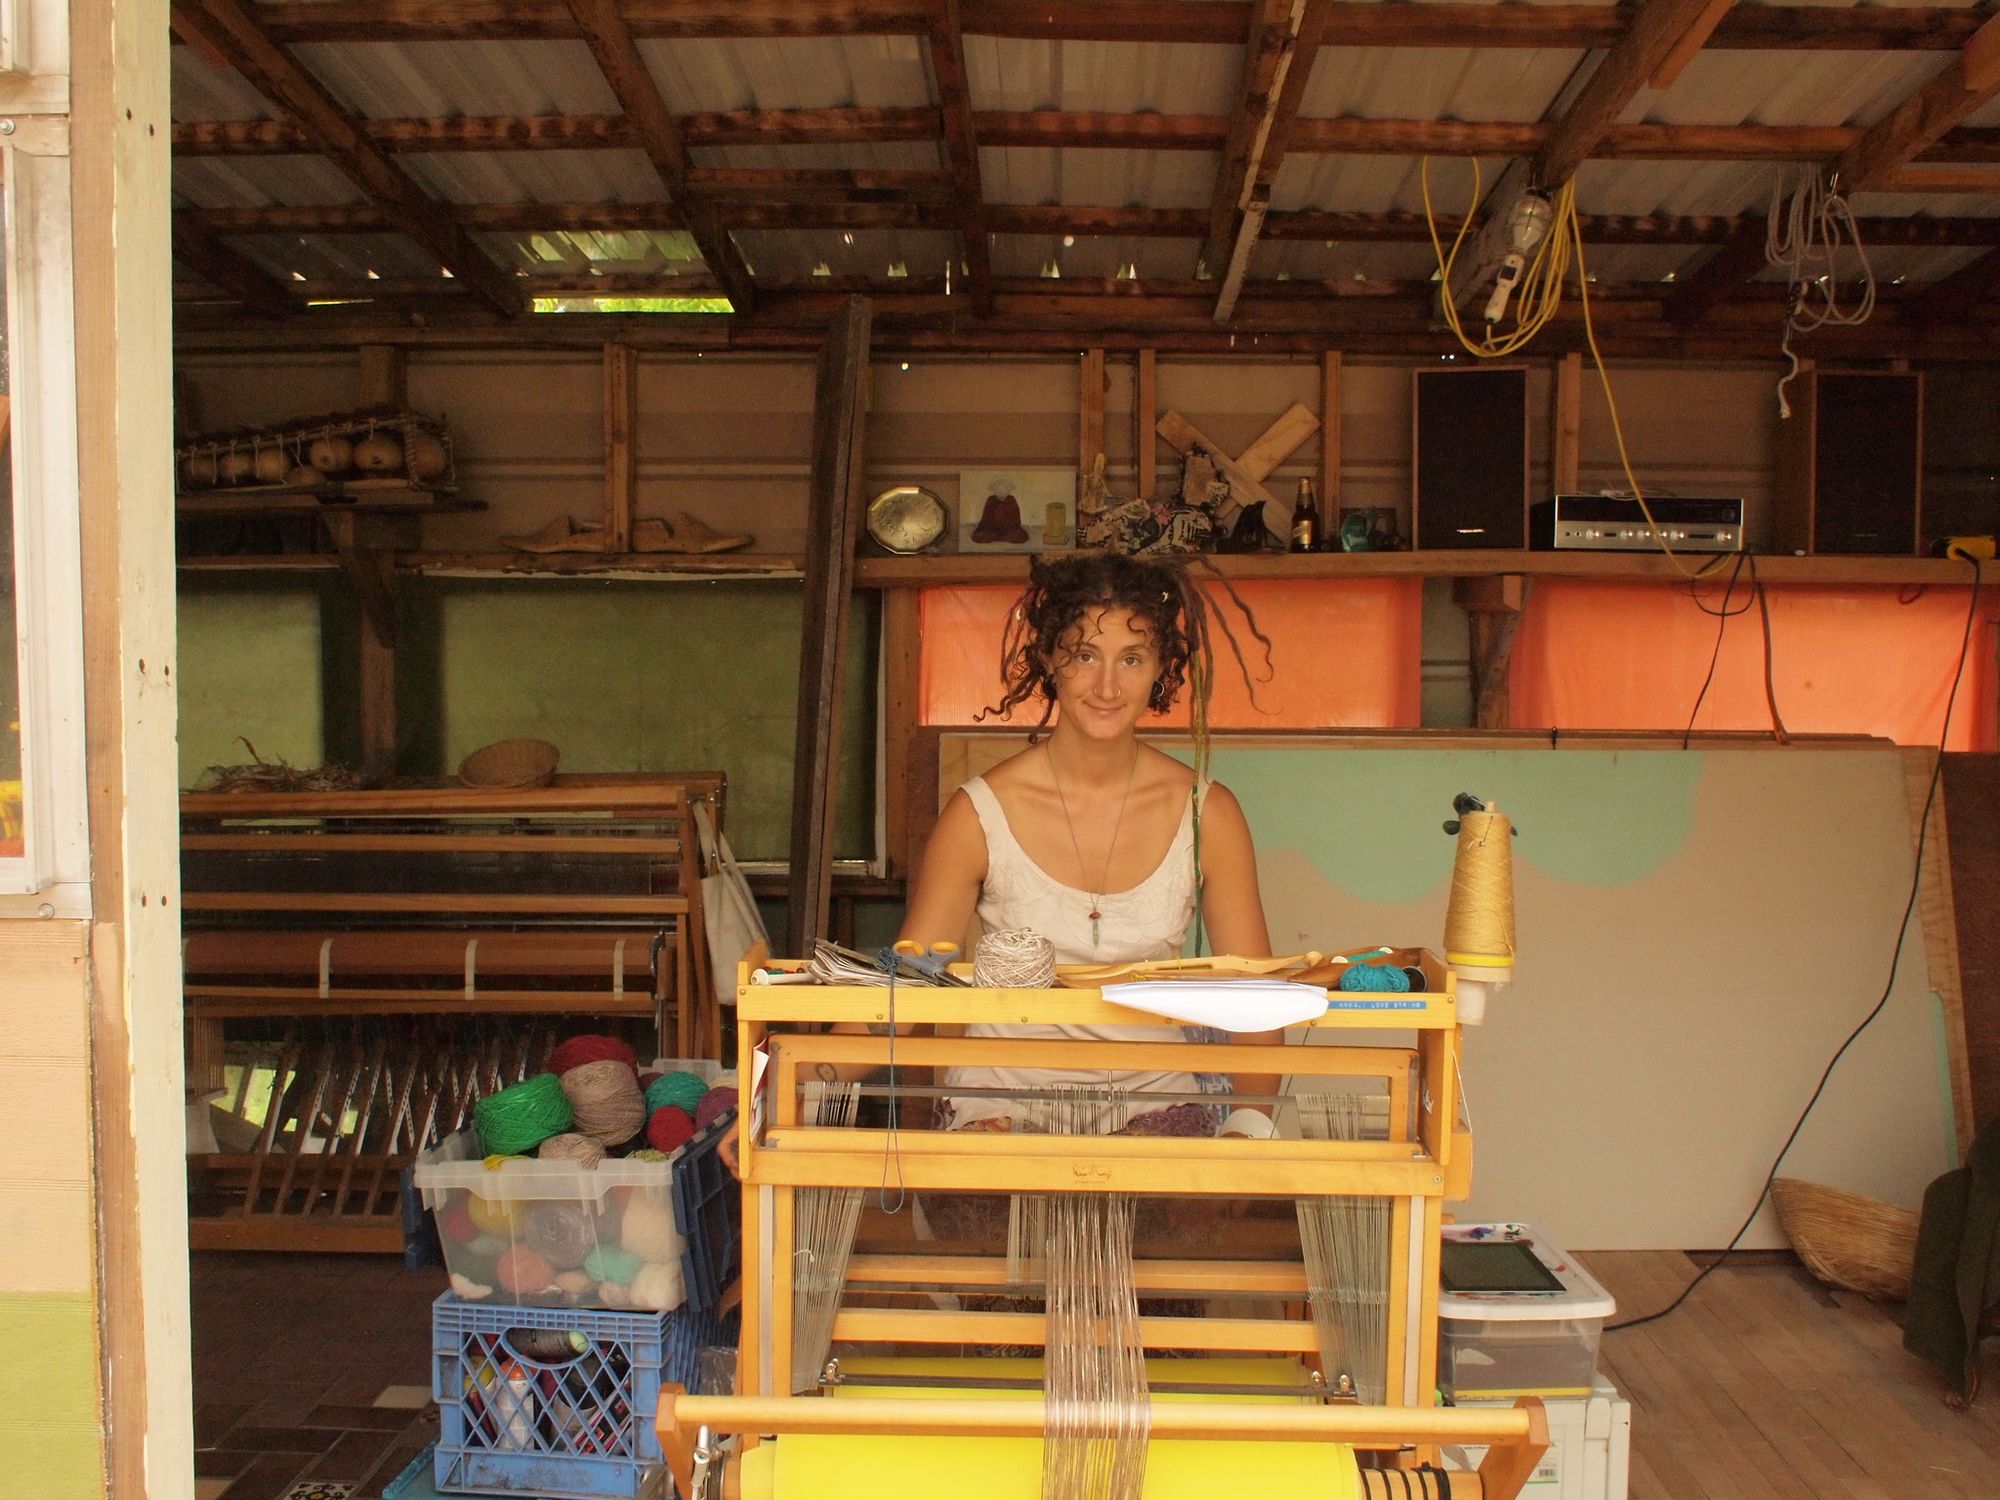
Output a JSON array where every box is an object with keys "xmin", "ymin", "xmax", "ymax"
[
  {"xmin": 1438, "ymin": 1222, "xmax": 1616, "ymax": 1400},
  {"xmin": 413, "ymin": 1059, "xmax": 725, "ymax": 1311}
]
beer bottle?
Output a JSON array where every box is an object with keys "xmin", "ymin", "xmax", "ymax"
[{"xmin": 1290, "ymin": 477, "xmax": 1320, "ymax": 553}]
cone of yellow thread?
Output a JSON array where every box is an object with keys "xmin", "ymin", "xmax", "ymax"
[{"xmin": 1443, "ymin": 803, "xmax": 1515, "ymax": 1018}]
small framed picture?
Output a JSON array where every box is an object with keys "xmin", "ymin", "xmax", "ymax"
[{"xmin": 957, "ymin": 468, "xmax": 1076, "ymax": 553}]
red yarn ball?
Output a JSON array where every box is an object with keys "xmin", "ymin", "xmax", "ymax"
[
  {"xmin": 646, "ymin": 1105, "xmax": 696, "ymax": 1152},
  {"xmin": 550, "ymin": 1034, "xmax": 638, "ymax": 1076},
  {"xmin": 439, "ymin": 1202, "xmax": 480, "ymax": 1245},
  {"xmin": 495, "ymin": 1245, "xmax": 554, "ymax": 1294}
]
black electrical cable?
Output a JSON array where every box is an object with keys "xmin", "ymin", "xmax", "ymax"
[
  {"xmin": 1748, "ymin": 554, "xmax": 1791, "ymax": 744},
  {"xmin": 1682, "ymin": 551, "xmax": 1752, "ymax": 747},
  {"xmin": 1609, "ymin": 555, "xmax": 1984, "ymax": 1334}
]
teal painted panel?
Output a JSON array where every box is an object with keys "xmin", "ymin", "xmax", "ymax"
[
  {"xmin": 1198, "ymin": 747, "xmax": 1704, "ymax": 904},
  {"xmin": 176, "ymin": 586, "xmax": 324, "ymax": 787}
]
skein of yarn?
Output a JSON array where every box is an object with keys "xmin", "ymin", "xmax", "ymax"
[
  {"xmin": 550, "ymin": 1034, "xmax": 638, "ymax": 1076},
  {"xmin": 620, "ymin": 1194, "xmax": 680, "ymax": 1262},
  {"xmin": 974, "ymin": 928, "xmax": 1057, "ymax": 988},
  {"xmin": 522, "ymin": 1203, "xmax": 596, "ymax": 1270},
  {"xmin": 694, "ymin": 1086, "xmax": 739, "ymax": 1133},
  {"xmin": 644, "ymin": 1070, "xmax": 710, "ymax": 1117},
  {"xmin": 475, "ymin": 1073, "xmax": 574, "ymax": 1157},
  {"xmin": 495, "ymin": 1246, "xmax": 555, "ymax": 1295},
  {"xmin": 584, "ymin": 1244, "xmax": 642, "ymax": 1286},
  {"xmin": 1338, "ymin": 962, "xmax": 1412, "ymax": 994},
  {"xmin": 646, "ymin": 1105, "xmax": 696, "ymax": 1153},
  {"xmin": 561, "ymin": 1058, "xmax": 648, "ymax": 1147},
  {"xmin": 537, "ymin": 1133, "xmax": 606, "ymax": 1167},
  {"xmin": 628, "ymin": 1260, "xmax": 685, "ymax": 1312}
]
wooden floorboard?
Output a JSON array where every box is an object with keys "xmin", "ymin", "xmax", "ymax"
[{"xmin": 1582, "ymin": 1250, "xmax": 1998, "ymax": 1499}]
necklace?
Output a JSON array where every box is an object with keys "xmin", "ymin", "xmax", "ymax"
[{"xmin": 1046, "ymin": 742, "xmax": 1140, "ymax": 948}]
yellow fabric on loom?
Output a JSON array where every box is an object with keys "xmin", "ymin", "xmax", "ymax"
[{"xmin": 737, "ymin": 1357, "xmax": 1360, "ymax": 1500}]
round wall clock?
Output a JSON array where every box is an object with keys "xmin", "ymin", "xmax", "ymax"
[{"xmin": 867, "ymin": 484, "xmax": 948, "ymax": 554}]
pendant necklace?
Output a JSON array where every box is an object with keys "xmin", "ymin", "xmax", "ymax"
[{"xmin": 1047, "ymin": 742, "xmax": 1140, "ymax": 948}]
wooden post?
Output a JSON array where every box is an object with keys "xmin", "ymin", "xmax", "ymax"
[
  {"xmin": 1135, "ymin": 349, "xmax": 1158, "ymax": 499},
  {"xmin": 1454, "ymin": 575, "xmax": 1530, "ymax": 731},
  {"xmin": 603, "ymin": 343, "xmax": 637, "ymax": 553},
  {"xmin": 324, "ymin": 512, "xmax": 411, "ymax": 776},
  {"xmin": 359, "ymin": 344, "xmax": 406, "ymax": 408},
  {"xmin": 882, "ymin": 589, "xmax": 923, "ymax": 879},
  {"xmin": 786, "ymin": 297, "xmax": 872, "ymax": 955},
  {"xmin": 1079, "ymin": 346, "xmax": 1105, "ymax": 480},
  {"xmin": 1554, "ymin": 351, "xmax": 1583, "ymax": 496},
  {"xmin": 1320, "ymin": 349, "xmax": 1342, "ymax": 524}
]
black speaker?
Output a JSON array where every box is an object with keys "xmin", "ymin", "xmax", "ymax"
[
  {"xmin": 1412, "ymin": 366, "xmax": 1529, "ymax": 549},
  {"xmin": 1774, "ymin": 370, "xmax": 1924, "ymax": 555}
]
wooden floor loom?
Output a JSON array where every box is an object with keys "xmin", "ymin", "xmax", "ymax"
[{"xmin": 659, "ymin": 949, "xmax": 1548, "ymax": 1500}]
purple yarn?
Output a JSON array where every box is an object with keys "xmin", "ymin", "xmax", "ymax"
[{"xmin": 694, "ymin": 1085, "xmax": 738, "ymax": 1132}]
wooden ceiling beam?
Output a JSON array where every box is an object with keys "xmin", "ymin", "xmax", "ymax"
[
  {"xmin": 923, "ymin": 0, "xmax": 994, "ymax": 314},
  {"xmin": 180, "ymin": 200, "xmax": 2000, "ymax": 249},
  {"xmin": 1201, "ymin": 0, "xmax": 1307, "ymax": 280},
  {"xmin": 170, "ymin": 0, "xmax": 528, "ymax": 315},
  {"xmin": 562, "ymin": 0, "xmax": 757, "ymax": 311},
  {"xmin": 1831, "ymin": 13, "xmax": 2000, "ymax": 193},
  {"xmin": 1660, "ymin": 222, "xmax": 1768, "ymax": 326},
  {"xmin": 170, "ymin": 219, "xmax": 297, "ymax": 319},
  {"xmin": 240, "ymin": 3, "xmax": 1997, "ymax": 52}
]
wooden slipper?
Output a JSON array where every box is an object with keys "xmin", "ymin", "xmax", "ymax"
[
  {"xmin": 631, "ymin": 512, "xmax": 753, "ymax": 554},
  {"xmin": 500, "ymin": 515, "xmax": 609, "ymax": 553}
]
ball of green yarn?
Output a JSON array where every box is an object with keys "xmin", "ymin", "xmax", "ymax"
[
  {"xmin": 475, "ymin": 1073, "xmax": 574, "ymax": 1157},
  {"xmin": 644, "ymin": 1070, "xmax": 710, "ymax": 1117},
  {"xmin": 584, "ymin": 1244, "xmax": 643, "ymax": 1286}
]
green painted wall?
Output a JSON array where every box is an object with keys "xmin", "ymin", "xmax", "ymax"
[
  {"xmin": 0, "ymin": 1292, "xmax": 103, "ymax": 1496},
  {"xmin": 179, "ymin": 580, "xmax": 877, "ymax": 861}
]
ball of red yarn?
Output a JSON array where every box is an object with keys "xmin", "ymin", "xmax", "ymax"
[
  {"xmin": 439, "ymin": 1202, "xmax": 480, "ymax": 1245},
  {"xmin": 694, "ymin": 1086, "xmax": 738, "ymax": 1133},
  {"xmin": 646, "ymin": 1105, "xmax": 696, "ymax": 1152},
  {"xmin": 550, "ymin": 1034, "xmax": 637, "ymax": 1076},
  {"xmin": 495, "ymin": 1245, "xmax": 555, "ymax": 1294}
]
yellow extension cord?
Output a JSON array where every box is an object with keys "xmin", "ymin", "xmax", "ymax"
[{"xmin": 1421, "ymin": 158, "xmax": 1724, "ymax": 583}]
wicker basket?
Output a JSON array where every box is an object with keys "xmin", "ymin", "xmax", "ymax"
[
  {"xmin": 1770, "ymin": 1177, "xmax": 1918, "ymax": 1301},
  {"xmin": 457, "ymin": 738, "xmax": 559, "ymax": 789}
]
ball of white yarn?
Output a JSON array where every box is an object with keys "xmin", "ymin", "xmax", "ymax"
[{"xmin": 974, "ymin": 928, "xmax": 1056, "ymax": 988}]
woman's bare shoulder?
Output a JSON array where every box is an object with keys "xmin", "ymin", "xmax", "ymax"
[
  {"xmin": 979, "ymin": 746, "xmax": 1043, "ymax": 792},
  {"xmin": 1140, "ymin": 745, "xmax": 1198, "ymax": 795}
]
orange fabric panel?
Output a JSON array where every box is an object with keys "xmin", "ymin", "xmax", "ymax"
[
  {"xmin": 1509, "ymin": 579, "xmax": 1999, "ymax": 750},
  {"xmin": 918, "ymin": 578, "xmax": 1423, "ymax": 729}
]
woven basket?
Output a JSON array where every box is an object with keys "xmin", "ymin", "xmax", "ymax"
[
  {"xmin": 1770, "ymin": 1177, "xmax": 1918, "ymax": 1301},
  {"xmin": 457, "ymin": 738, "xmax": 559, "ymax": 789}
]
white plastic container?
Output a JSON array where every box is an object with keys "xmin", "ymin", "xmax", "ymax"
[
  {"xmin": 1438, "ymin": 1222, "xmax": 1616, "ymax": 1399},
  {"xmin": 1442, "ymin": 1375, "xmax": 1631, "ymax": 1500},
  {"xmin": 413, "ymin": 1058, "xmax": 726, "ymax": 1312}
]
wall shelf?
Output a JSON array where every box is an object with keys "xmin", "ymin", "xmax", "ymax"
[{"xmin": 176, "ymin": 550, "xmax": 807, "ymax": 579}]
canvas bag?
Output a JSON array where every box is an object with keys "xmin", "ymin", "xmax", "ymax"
[{"xmin": 693, "ymin": 798, "xmax": 768, "ymax": 1004}]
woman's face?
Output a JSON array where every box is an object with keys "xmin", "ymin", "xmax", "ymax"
[{"xmin": 1049, "ymin": 607, "xmax": 1162, "ymax": 741}]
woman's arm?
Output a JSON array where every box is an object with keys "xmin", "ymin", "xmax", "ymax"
[
  {"xmin": 898, "ymin": 789, "xmax": 987, "ymax": 950},
  {"xmin": 1196, "ymin": 783, "xmax": 1284, "ymax": 1131}
]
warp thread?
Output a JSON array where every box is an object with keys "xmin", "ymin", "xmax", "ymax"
[
  {"xmin": 1443, "ymin": 806, "xmax": 1517, "ymax": 965},
  {"xmin": 549, "ymin": 1034, "xmax": 638, "ymax": 1075},
  {"xmin": 1338, "ymin": 963, "xmax": 1411, "ymax": 994},
  {"xmin": 644, "ymin": 1070, "xmax": 711, "ymax": 1117},
  {"xmin": 974, "ymin": 928, "xmax": 1057, "ymax": 988},
  {"xmin": 537, "ymin": 1132, "xmax": 606, "ymax": 1167},
  {"xmin": 647, "ymin": 1105, "xmax": 696, "ymax": 1153},
  {"xmin": 694, "ymin": 1086, "xmax": 738, "ymax": 1133},
  {"xmin": 475, "ymin": 1073, "xmax": 573, "ymax": 1157},
  {"xmin": 522, "ymin": 1202, "xmax": 596, "ymax": 1270},
  {"xmin": 584, "ymin": 1243, "xmax": 642, "ymax": 1286},
  {"xmin": 561, "ymin": 1058, "xmax": 648, "ymax": 1147}
]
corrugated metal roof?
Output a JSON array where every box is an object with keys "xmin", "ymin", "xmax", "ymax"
[{"xmin": 641, "ymin": 36, "xmax": 934, "ymax": 113}]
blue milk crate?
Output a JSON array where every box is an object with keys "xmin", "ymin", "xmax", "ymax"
[
  {"xmin": 671, "ymin": 1113, "xmax": 740, "ymax": 1315},
  {"xmin": 431, "ymin": 1293, "xmax": 730, "ymax": 1499}
]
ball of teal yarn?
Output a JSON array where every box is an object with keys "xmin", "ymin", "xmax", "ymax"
[
  {"xmin": 644, "ymin": 1070, "xmax": 710, "ymax": 1117},
  {"xmin": 584, "ymin": 1244, "xmax": 643, "ymax": 1286},
  {"xmin": 475, "ymin": 1073, "xmax": 574, "ymax": 1157},
  {"xmin": 1338, "ymin": 963, "xmax": 1411, "ymax": 994}
]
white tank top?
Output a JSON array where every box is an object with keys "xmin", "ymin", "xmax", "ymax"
[{"xmin": 942, "ymin": 774, "xmax": 1207, "ymax": 1132}]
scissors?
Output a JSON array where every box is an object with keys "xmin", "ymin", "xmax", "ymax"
[{"xmin": 889, "ymin": 939, "xmax": 967, "ymax": 985}]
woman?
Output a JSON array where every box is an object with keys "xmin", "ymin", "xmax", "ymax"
[{"xmin": 899, "ymin": 551, "xmax": 1281, "ymax": 1140}]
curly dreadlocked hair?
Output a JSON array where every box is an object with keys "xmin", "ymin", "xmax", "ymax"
[{"xmin": 982, "ymin": 552, "xmax": 1273, "ymax": 735}]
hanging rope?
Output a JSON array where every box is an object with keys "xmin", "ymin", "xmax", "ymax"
[{"xmin": 1766, "ymin": 167, "xmax": 1877, "ymax": 418}]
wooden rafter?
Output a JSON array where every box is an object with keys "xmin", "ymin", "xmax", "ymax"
[
  {"xmin": 241, "ymin": 2, "xmax": 1996, "ymax": 52},
  {"xmin": 177, "ymin": 201, "xmax": 2000, "ymax": 252},
  {"xmin": 1675, "ymin": 12, "xmax": 2000, "ymax": 323},
  {"xmin": 561, "ymin": 0, "xmax": 757, "ymax": 311},
  {"xmin": 923, "ymin": 0, "xmax": 994, "ymax": 314},
  {"xmin": 171, "ymin": 218, "xmax": 295, "ymax": 319},
  {"xmin": 170, "ymin": 0, "xmax": 527, "ymax": 316},
  {"xmin": 1661, "ymin": 221, "xmax": 1768, "ymax": 327},
  {"xmin": 1201, "ymin": 0, "xmax": 1307, "ymax": 279}
]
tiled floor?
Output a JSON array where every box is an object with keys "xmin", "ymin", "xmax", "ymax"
[{"xmin": 192, "ymin": 1253, "xmax": 444, "ymax": 1500}]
